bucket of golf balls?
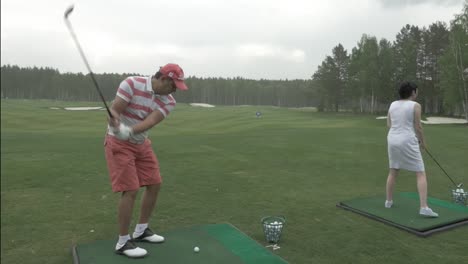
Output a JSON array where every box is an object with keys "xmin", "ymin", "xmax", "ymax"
[
  {"xmin": 261, "ymin": 216, "xmax": 286, "ymax": 243},
  {"xmin": 451, "ymin": 188, "xmax": 468, "ymax": 206}
]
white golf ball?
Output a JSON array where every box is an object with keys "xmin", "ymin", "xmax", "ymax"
[{"xmin": 194, "ymin": 246, "xmax": 200, "ymax": 253}]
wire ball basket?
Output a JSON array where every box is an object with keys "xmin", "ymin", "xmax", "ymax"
[
  {"xmin": 261, "ymin": 216, "xmax": 286, "ymax": 243},
  {"xmin": 451, "ymin": 188, "xmax": 468, "ymax": 206}
]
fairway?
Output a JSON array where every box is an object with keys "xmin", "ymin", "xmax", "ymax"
[{"xmin": 1, "ymin": 99, "xmax": 468, "ymax": 264}]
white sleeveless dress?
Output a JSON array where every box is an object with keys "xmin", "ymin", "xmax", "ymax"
[{"xmin": 387, "ymin": 100, "xmax": 425, "ymax": 172}]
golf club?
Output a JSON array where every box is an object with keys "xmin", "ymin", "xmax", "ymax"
[
  {"xmin": 425, "ymin": 148, "xmax": 463, "ymax": 188},
  {"xmin": 64, "ymin": 5, "xmax": 113, "ymax": 118}
]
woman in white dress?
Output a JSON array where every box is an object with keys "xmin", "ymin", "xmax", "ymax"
[{"xmin": 385, "ymin": 81, "xmax": 438, "ymax": 217}]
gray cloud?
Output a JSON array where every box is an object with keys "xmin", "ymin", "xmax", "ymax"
[
  {"xmin": 378, "ymin": 0, "xmax": 462, "ymax": 8},
  {"xmin": 1, "ymin": 0, "xmax": 465, "ymax": 79}
]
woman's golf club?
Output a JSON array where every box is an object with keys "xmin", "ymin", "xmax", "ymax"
[
  {"xmin": 425, "ymin": 148, "xmax": 463, "ymax": 188},
  {"xmin": 64, "ymin": 5, "xmax": 113, "ymax": 118}
]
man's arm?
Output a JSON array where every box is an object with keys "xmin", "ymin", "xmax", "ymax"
[
  {"xmin": 131, "ymin": 110, "xmax": 165, "ymax": 134},
  {"xmin": 108, "ymin": 96, "xmax": 129, "ymax": 127},
  {"xmin": 109, "ymin": 95, "xmax": 165, "ymax": 138}
]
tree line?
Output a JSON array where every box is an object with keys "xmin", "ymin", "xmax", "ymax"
[
  {"xmin": 0, "ymin": 65, "xmax": 317, "ymax": 107},
  {"xmin": 313, "ymin": 3, "xmax": 468, "ymax": 120},
  {"xmin": 1, "ymin": 3, "xmax": 466, "ymax": 119}
]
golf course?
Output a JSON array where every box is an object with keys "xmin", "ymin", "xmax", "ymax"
[{"xmin": 1, "ymin": 99, "xmax": 467, "ymax": 263}]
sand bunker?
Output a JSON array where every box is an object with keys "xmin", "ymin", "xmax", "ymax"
[
  {"xmin": 64, "ymin": 107, "xmax": 104, "ymax": 111},
  {"xmin": 376, "ymin": 116, "xmax": 467, "ymax": 124},
  {"xmin": 421, "ymin": 117, "xmax": 467, "ymax": 124},
  {"xmin": 290, "ymin": 107, "xmax": 318, "ymax": 112},
  {"xmin": 189, "ymin": 103, "xmax": 215, "ymax": 108}
]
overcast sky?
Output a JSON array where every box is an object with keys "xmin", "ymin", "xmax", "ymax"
[{"xmin": 1, "ymin": 0, "xmax": 464, "ymax": 80}]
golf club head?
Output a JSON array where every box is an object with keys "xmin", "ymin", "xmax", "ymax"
[
  {"xmin": 64, "ymin": 5, "xmax": 74, "ymax": 19},
  {"xmin": 456, "ymin": 183, "xmax": 464, "ymax": 188}
]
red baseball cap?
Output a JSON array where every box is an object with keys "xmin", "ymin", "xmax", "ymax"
[{"xmin": 159, "ymin": 63, "xmax": 188, "ymax": 90}]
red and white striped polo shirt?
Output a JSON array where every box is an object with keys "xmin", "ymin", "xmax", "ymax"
[{"xmin": 108, "ymin": 76, "xmax": 176, "ymax": 143}]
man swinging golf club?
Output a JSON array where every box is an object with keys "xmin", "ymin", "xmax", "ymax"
[{"xmin": 105, "ymin": 63, "xmax": 188, "ymax": 258}]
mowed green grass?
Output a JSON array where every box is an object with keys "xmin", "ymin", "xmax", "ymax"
[{"xmin": 1, "ymin": 99, "xmax": 467, "ymax": 264}]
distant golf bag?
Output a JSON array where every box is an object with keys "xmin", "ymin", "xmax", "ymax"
[{"xmin": 261, "ymin": 216, "xmax": 286, "ymax": 243}]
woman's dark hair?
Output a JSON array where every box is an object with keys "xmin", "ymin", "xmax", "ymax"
[{"xmin": 399, "ymin": 81, "xmax": 418, "ymax": 99}]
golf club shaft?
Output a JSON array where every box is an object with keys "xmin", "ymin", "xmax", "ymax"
[
  {"xmin": 64, "ymin": 14, "xmax": 113, "ymax": 118},
  {"xmin": 425, "ymin": 148, "xmax": 458, "ymax": 187}
]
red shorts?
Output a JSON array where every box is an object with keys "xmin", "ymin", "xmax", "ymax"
[{"xmin": 104, "ymin": 135, "xmax": 162, "ymax": 192}]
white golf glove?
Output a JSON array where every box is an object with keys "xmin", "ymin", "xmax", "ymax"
[{"xmin": 113, "ymin": 123, "xmax": 133, "ymax": 140}]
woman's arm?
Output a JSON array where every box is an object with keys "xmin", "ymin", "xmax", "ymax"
[
  {"xmin": 413, "ymin": 103, "xmax": 426, "ymax": 149},
  {"xmin": 387, "ymin": 111, "xmax": 391, "ymax": 128}
]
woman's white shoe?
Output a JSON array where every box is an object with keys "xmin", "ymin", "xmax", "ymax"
[
  {"xmin": 385, "ymin": 200, "xmax": 393, "ymax": 208},
  {"xmin": 419, "ymin": 207, "xmax": 439, "ymax": 217}
]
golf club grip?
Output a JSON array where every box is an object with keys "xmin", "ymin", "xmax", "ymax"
[{"xmin": 64, "ymin": 19, "xmax": 113, "ymax": 119}]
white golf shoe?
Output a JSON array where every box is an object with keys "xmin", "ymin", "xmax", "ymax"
[
  {"xmin": 419, "ymin": 207, "xmax": 439, "ymax": 217},
  {"xmin": 385, "ymin": 200, "xmax": 393, "ymax": 208},
  {"xmin": 115, "ymin": 240, "xmax": 147, "ymax": 258},
  {"xmin": 133, "ymin": 228, "xmax": 165, "ymax": 243}
]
